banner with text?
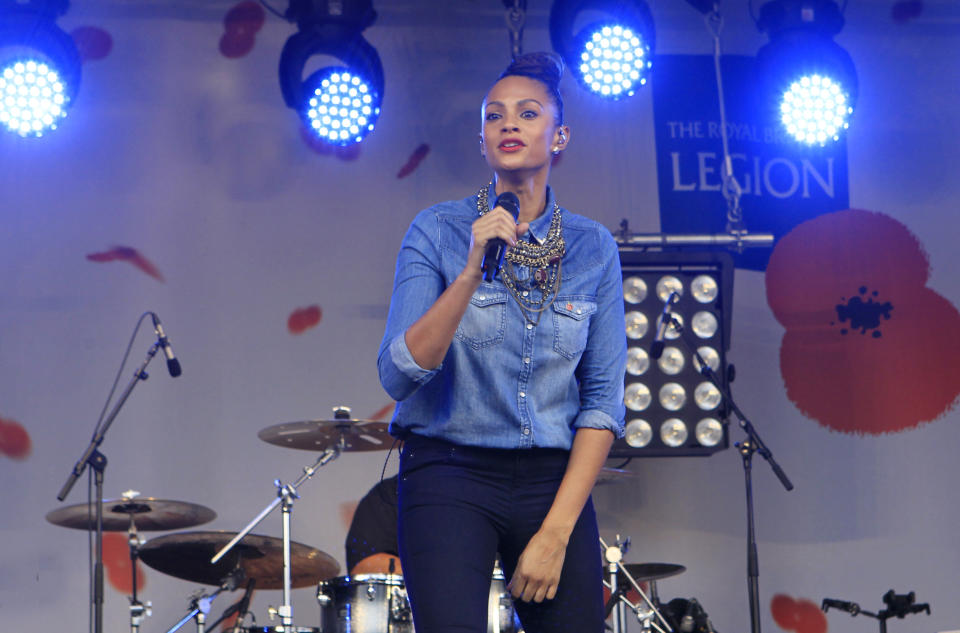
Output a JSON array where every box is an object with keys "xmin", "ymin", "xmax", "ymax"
[{"xmin": 652, "ymin": 55, "xmax": 850, "ymax": 270}]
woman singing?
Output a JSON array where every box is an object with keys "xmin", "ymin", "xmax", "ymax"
[{"xmin": 377, "ymin": 52, "xmax": 626, "ymax": 633}]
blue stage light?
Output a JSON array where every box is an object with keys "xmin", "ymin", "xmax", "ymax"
[
  {"xmin": 779, "ymin": 73, "xmax": 853, "ymax": 145},
  {"xmin": 0, "ymin": 59, "xmax": 68, "ymax": 137},
  {"xmin": 0, "ymin": 1, "xmax": 81, "ymax": 138},
  {"xmin": 574, "ymin": 23, "xmax": 651, "ymax": 99},
  {"xmin": 303, "ymin": 68, "xmax": 380, "ymax": 145},
  {"xmin": 756, "ymin": 0, "xmax": 857, "ymax": 146},
  {"xmin": 550, "ymin": 0, "xmax": 655, "ymax": 100},
  {"xmin": 279, "ymin": 0, "xmax": 383, "ymax": 146}
]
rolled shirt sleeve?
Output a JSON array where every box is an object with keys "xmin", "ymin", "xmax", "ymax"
[
  {"xmin": 377, "ymin": 209, "xmax": 447, "ymax": 402},
  {"xmin": 572, "ymin": 228, "xmax": 627, "ymax": 438}
]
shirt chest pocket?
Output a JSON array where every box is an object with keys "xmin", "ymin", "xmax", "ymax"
[
  {"xmin": 552, "ymin": 299, "xmax": 597, "ymax": 359},
  {"xmin": 455, "ymin": 289, "xmax": 508, "ymax": 349}
]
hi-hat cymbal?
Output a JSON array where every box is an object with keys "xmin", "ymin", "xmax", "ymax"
[
  {"xmin": 139, "ymin": 530, "xmax": 340, "ymax": 589},
  {"xmin": 258, "ymin": 419, "xmax": 392, "ymax": 452},
  {"xmin": 46, "ymin": 498, "xmax": 217, "ymax": 532},
  {"xmin": 618, "ymin": 563, "xmax": 686, "ymax": 584}
]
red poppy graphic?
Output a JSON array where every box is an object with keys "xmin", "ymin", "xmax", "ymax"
[
  {"xmin": 369, "ymin": 403, "xmax": 395, "ymax": 421},
  {"xmin": 287, "ymin": 305, "xmax": 322, "ymax": 335},
  {"xmin": 766, "ymin": 209, "xmax": 960, "ymax": 434},
  {"xmin": 219, "ymin": 1, "xmax": 265, "ymax": 59},
  {"xmin": 86, "ymin": 246, "xmax": 165, "ymax": 282},
  {"xmin": 71, "ymin": 26, "xmax": 113, "ymax": 62},
  {"xmin": 339, "ymin": 500, "xmax": 359, "ymax": 531},
  {"xmin": 771, "ymin": 594, "xmax": 827, "ymax": 633},
  {"xmin": 397, "ymin": 143, "xmax": 430, "ymax": 178},
  {"xmin": 0, "ymin": 416, "xmax": 32, "ymax": 460},
  {"xmin": 103, "ymin": 532, "xmax": 146, "ymax": 594}
]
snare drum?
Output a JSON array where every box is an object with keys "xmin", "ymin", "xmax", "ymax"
[
  {"xmin": 488, "ymin": 565, "xmax": 521, "ymax": 633},
  {"xmin": 317, "ymin": 574, "xmax": 412, "ymax": 633},
  {"xmin": 317, "ymin": 570, "xmax": 521, "ymax": 633}
]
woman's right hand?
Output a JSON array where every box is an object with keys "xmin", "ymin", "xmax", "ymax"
[
  {"xmin": 402, "ymin": 204, "xmax": 529, "ymax": 371},
  {"xmin": 463, "ymin": 206, "xmax": 530, "ymax": 281}
]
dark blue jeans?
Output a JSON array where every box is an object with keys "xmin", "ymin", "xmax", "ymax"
[{"xmin": 397, "ymin": 434, "xmax": 604, "ymax": 633}]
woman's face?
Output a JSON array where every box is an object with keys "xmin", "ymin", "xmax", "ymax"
[{"xmin": 480, "ymin": 75, "xmax": 566, "ymax": 178}]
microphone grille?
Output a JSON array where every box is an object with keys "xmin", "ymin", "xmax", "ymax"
[{"xmin": 494, "ymin": 192, "xmax": 520, "ymax": 220}]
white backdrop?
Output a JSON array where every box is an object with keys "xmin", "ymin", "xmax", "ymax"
[{"xmin": 1, "ymin": 2, "xmax": 958, "ymax": 633}]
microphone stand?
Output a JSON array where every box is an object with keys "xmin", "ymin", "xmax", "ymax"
[
  {"xmin": 210, "ymin": 444, "xmax": 341, "ymax": 631},
  {"xmin": 599, "ymin": 536, "xmax": 673, "ymax": 633},
  {"xmin": 666, "ymin": 314, "xmax": 794, "ymax": 633},
  {"xmin": 56, "ymin": 340, "xmax": 162, "ymax": 633}
]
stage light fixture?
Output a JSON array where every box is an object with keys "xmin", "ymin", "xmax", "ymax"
[
  {"xmin": 755, "ymin": 0, "xmax": 857, "ymax": 146},
  {"xmin": 0, "ymin": 0, "xmax": 80, "ymax": 138},
  {"xmin": 611, "ymin": 250, "xmax": 734, "ymax": 458},
  {"xmin": 278, "ymin": 0, "xmax": 382, "ymax": 146},
  {"xmin": 549, "ymin": 0, "xmax": 654, "ymax": 100}
]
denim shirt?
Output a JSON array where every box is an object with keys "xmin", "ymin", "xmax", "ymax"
[{"xmin": 377, "ymin": 185, "xmax": 626, "ymax": 450}]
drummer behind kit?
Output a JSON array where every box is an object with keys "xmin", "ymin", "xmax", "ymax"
[{"xmin": 47, "ymin": 409, "xmax": 712, "ymax": 633}]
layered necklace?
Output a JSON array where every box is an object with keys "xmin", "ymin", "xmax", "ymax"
[{"xmin": 476, "ymin": 184, "xmax": 566, "ymax": 325}]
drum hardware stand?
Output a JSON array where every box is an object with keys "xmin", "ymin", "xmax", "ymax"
[
  {"xmin": 666, "ymin": 314, "xmax": 794, "ymax": 633},
  {"xmin": 211, "ymin": 443, "xmax": 342, "ymax": 631},
  {"xmin": 163, "ymin": 579, "xmax": 236, "ymax": 633},
  {"xmin": 125, "ymin": 511, "xmax": 152, "ymax": 633},
  {"xmin": 600, "ymin": 536, "xmax": 673, "ymax": 633},
  {"xmin": 205, "ymin": 578, "xmax": 257, "ymax": 633},
  {"xmin": 56, "ymin": 336, "xmax": 163, "ymax": 633}
]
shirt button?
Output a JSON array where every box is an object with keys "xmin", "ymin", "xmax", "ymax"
[
  {"xmin": 523, "ymin": 357, "xmax": 530, "ymax": 364},
  {"xmin": 519, "ymin": 392, "xmax": 526, "ymax": 398},
  {"xmin": 576, "ymin": 309, "xmax": 582, "ymax": 314},
  {"xmin": 478, "ymin": 294, "xmax": 486, "ymax": 300},
  {"xmin": 526, "ymin": 323, "xmax": 533, "ymax": 330},
  {"xmin": 522, "ymin": 291, "xmax": 529, "ymax": 297},
  {"xmin": 522, "ymin": 428, "xmax": 530, "ymax": 435}
]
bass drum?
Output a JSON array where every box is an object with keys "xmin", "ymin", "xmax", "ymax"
[{"xmin": 316, "ymin": 569, "xmax": 522, "ymax": 633}]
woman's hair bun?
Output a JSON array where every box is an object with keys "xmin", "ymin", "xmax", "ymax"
[
  {"xmin": 499, "ymin": 52, "xmax": 564, "ymax": 89},
  {"xmin": 497, "ymin": 52, "xmax": 565, "ymax": 124}
]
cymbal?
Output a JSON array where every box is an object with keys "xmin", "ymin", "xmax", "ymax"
[
  {"xmin": 258, "ymin": 419, "xmax": 392, "ymax": 452},
  {"xmin": 595, "ymin": 467, "xmax": 635, "ymax": 485},
  {"xmin": 139, "ymin": 530, "xmax": 340, "ymax": 589},
  {"xmin": 618, "ymin": 563, "xmax": 686, "ymax": 584},
  {"xmin": 46, "ymin": 498, "xmax": 217, "ymax": 532}
]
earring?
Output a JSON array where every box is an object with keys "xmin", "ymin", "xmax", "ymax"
[
  {"xmin": 552, "ymin": 147, "xmax": 560, "ymax": 155},
  {"xmin": 558, "ymin": 130, "xmax": 567, "ymax": 144}
]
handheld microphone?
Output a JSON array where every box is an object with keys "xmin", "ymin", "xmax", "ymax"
[
  {"xmin": 151, "ymin": 313, "xmax": 182, "ymax": 378},
  {"xmin": 480, "ymin": 192, "xmax": 520, "ymax": 282},
  {"xmin": 821, "ymin": 598, "xmax": 860, "ymax": 615},
  {"xmin": 650, "ymin": 291, "xmax": 679, "ymax": 360}
]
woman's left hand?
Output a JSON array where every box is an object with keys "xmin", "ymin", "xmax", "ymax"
[{"xmin": 507, "ymin": 526, "xmax": 569, "ymax": 602}]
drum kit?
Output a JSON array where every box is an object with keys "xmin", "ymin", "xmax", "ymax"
[{"xmin": 47, "ymin": 410, "xmax": 690, "ymax": 633}]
